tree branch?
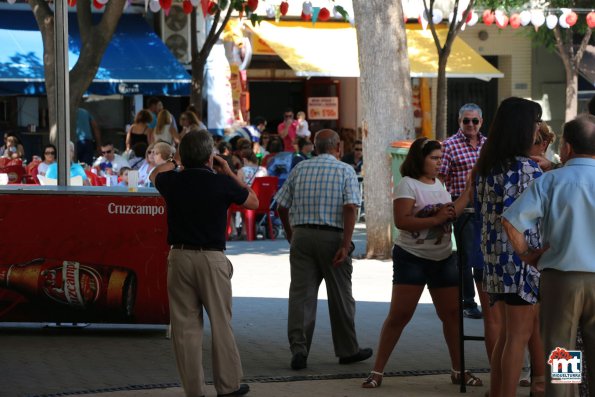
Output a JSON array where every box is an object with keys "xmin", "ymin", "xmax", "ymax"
[
  {"xmin": 553, "ymin": 26, "xmax": 572, "ymax": 73},
  {"xmin": 573, "ymin": 29, "xmax": 593, "ymax": 70},
  {"xmin": 77, "ymin": 0, "xmax": 93, "ymax": 44}
]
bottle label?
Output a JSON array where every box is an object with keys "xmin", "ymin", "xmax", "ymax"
[{"xmin": 42, "ymin": 261, "xmax": 102, "ymax": 308}]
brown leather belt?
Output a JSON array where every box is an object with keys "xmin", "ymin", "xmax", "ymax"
[
  {"xmin": 295, "ymin": 224, "xmax": 343, "ymax": 232},
  {"xmin": 170, "ymin": 244, "xmax": 222, "ymax": 251}
]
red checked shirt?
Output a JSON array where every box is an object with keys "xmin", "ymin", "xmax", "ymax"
[{"xmin": 439, "ymin": 129, "xmax": 486, "ymax": 197}]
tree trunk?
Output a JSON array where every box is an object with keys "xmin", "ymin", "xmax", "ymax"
[
  {"xmin": 30, "ymin": 0, "xmax": 125, "ymax": 144},
  {"xmin": 353, "ymin": 0, "xmax": 414, "ymax": 259},
  {"xmin": 564, "ymin": 65, "xmax": 578, "ymax": 123},
  {"xmin": 435, "ymin": 54, "xmax": 448, "ymax": 140}
]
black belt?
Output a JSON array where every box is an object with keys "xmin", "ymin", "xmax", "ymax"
[
  {"xmin": 170, "ymin": 244, "xmax": 222, "ymax": 251},
  {"xmin": 295, "ymin": 224, "xmax": 343, "ymax": 232}
]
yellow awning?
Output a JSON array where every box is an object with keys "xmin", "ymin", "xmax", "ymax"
[{"xmin": 246, "ymin": 21, "xmax": 503, "ymax": 80}]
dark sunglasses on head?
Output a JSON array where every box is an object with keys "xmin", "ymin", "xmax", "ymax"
[
  {"xmin": 44, "ymin": 151, "xmax": 56, "ymax": 155},
  {"xmin": 462, "ymin": 118, "xmax": 480, "ymax": 125},
  {"xmin": 284, "ymin": 114, "xmax": 293, "ymax": 118},
  {"xmin": 101, "ymin": 149, "xmax": 113, "ymax": 154}
]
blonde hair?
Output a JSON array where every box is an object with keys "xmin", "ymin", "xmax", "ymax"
[
  {"xmin": 297, "ymin": 111, "xmax": 306, "ymax": 119},
  {"xmin": 537, "ymin": 121, "xmax": 555, "ymax": 144},
  {"xmin": 154, "ymin": 110, "xmax": 172, "ymax": 136},
  {"xmin": 153, "ymin": 142, "xmax": 175, "ymax": 160}
]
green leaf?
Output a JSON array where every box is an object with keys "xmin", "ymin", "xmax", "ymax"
[
  {"xmin": 219, "ymin": 0, "xmax": 229, "ymax": 11},
  {"xmin": 249, "ymin": 13, "xmax": 263, "ymax": 26},
  {"xmin": 334, "ymin": 5, "xmax": 349, "ymax": 21}
]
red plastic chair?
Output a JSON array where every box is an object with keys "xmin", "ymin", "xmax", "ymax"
[
  {"xmin": 25, "ymin": 160, "xmax": 41, "ymax": 184},
  {"xmin": 227, "ymin": 176, "xmax": 279, "ymax": 241},
  {"xmin": 1, "ymin": 165, "xmax": 26, "ymax": 184}
]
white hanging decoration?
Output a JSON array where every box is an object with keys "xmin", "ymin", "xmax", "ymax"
[
  {"xmin": 448, "ymin": 11, "xmax": 463, "ymax": 24},
  {"xmin": 530, "ymin": 10, "xmax": 545, "ymax": 28},
  {"xmin": 558, "ymin": 8, "xmax": 571, "ymax": 28},
  {"xmin": 97, "ymin": 0, "xmax": 109, "ymax": 4},
  {"xmin": 419, "ymin": 12, "xmax": 429, "ymax": 30},
  {"xmin": 190, "ymin": 0, "xmax": 199, "ymax": 6},
  {"xmin": 302, "ymin": 1, "xmax": 312, "ymax": 16},
  {"xmin": 266, "ymin": 4, "xmax": 275, "ymax": 18},
  {"xmin": 149, "ymin": 0, "xmax": 161, "ymax": 13},
  {"xmin": 545, "ymin": 14, "xmax": 558, "ymax": 30},
  {"xmin": 431, "ymin": 9, "xmax": 443, "ymax": 24},
  {"xmin": 467, "ymin": 11, "xmax": 479, "ymax": 26},
  {"xmin": 494, "ymin": 10, "xmax": 505, "ymax": 26},
  {"xmin": 519, "ymin": 10, "xmax": 532, "ymax": 26},
  {"xmin": 7, "ymin": 0, "xmax": 17, "ymax": 4}
]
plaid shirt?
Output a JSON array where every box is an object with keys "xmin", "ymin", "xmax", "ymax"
[
  {"xmin": 439, "ymin": 129, "xmax": 486, "ymax": 197},
  {"xmin": 275, "ymin": 154, "xmax": 361, "ymax": 228}
]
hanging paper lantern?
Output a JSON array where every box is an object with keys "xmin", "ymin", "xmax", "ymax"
[
  {"xmin": 266, "ymin": 4, "xmax": 275, "ymax": 18},
  {"xmin": 495, "ymin": 10, "xmax": 508, "ymax": 28},
  {"xmin": 559, "ymin": 12, "xmax": 570, "ymax": 29},
  {"xmin": 519, "ymin": 10, "xmax": 531, "ymax": 26},
  {"xmin": 302, "ymin": 1, "xmax": 312, "ymax": 16},
  {"xmin": 509, "ymin": 13, "xmax": 521, "ymax": 29},
  {"xmin": 68, "ymin": 0, "xmax": 77, "ymax": 6},
  {"xmin": 565, "ymin": 11, "xmax": 578, "ymax": 27},
  {"xmin": 482, "ymin": 9, "xmax": 495, "ymax": 25},
  {"xmin": 318, "ymin": 7, "xmax": 330, "ymax": 22},
  {"xmin": 467, "ymin": 11, "xmax": 479, "ymax": 26},
  {"xmin": 280, "ymin": 1, "xmax": 289, "ymax": 16},
  {"xmin": 431, "ymin": 9, "xmax": 443, "ymax": 24},
  {"xmin": 182, "ymin": 0, "xmax": 193, "ymax": 14},
  {"xmin": 159, "ymin": 0, "xmax": 172, "ymax": 11},
  {"xmin": 247, "ymin": 0, "xmax": 258, "ymax": 12},
  {"xmin": 465, "ymin": 10, "xmax": 473, "ymax": 23},
  {"xmin": 93, "ymin": 0, "xmax": 105, "ymax": 9},
  {"xmin": 588, "ymin": 12, "xmax": 595, "ymax": 29},
  {"xmin": 448, "ymin": 11, "xmax": 462, "ymax": 24},
  {"xmin": 97, "ymin": 0, "xmax": 109, "ymax": 5},
  {"xmin": 300, "ymin": 11, "xmax": 311, "ymax": 21},
  {"xmin": 545, "ymin": 14, "xmax": 558, "ymax": 30},
  {"xmin": 530, "ymin": 10, "xmax": 545, "ymax": 28}
]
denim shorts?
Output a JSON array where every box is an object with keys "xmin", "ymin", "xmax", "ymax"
[{"xmin": 392, "ymin": 245, "xmax": 458, "ymax": 288}]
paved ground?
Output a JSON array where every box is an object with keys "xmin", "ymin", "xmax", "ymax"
[{"xmin": 0, "ymin": 225, "xmax": 500, "ymax": 397}]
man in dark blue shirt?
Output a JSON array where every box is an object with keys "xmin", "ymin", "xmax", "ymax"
[{"xmin": 151, "ymin": 130, "xmax": 257, "ymax": 397}]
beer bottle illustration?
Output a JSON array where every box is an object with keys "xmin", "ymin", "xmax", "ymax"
[{"xmin": 0, "ymin": 258, "xmax": 136, "ymax": 317}]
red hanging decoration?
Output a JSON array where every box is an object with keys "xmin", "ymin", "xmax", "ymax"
[
  {"xmin": 300, "ymin": 11, "xmax": 311, "ymax": 21},
  {"xmin": 318, "ymin": 7, "xmax": 330, "ymax": 22},
  {"xmin": 509, "ymin": 13, "xmax": 521, "ymax": 29},
  {"xmin": 68, "ymin": 0, "xmax": 77, "ymax": 6},
  {"xmin": 280, "ymin": 1, "xmax": 289, "ymax": 16},
  {"xmin": 159, "ymin": 0, "xmax": 172, "ymax": 11},
  {"xmin": 482, "ymin": 9, "xmax": 495, "ymax": 25},
  {"xmin": 207, "ymin": 1, "xmax": 218, "ymax": 15},
  {"xmin": 565, "ymin": 12, "xmax": 578, "ymax": 27},
  {"xmin": 182, "ymin": 0, "xmax": 193, "ymax": 14},
  {"xmin": 93, "ymin": 0, "xmax": 104, "ymax": 9},
  {"xmin": 587, "ymin": 12, "xmax": 595, "ymax": 29},
  {"xmin": 247, "ymin": 0, "xmax": 258, "ymax": 12}
]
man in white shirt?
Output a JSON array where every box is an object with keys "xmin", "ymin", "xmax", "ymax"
[{"xmin": 93, "ymin": 142, "xmax": 130, "ymax": 176}]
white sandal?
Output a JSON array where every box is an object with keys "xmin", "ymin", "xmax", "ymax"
[{"xmin": 362, "ymin": 371, "xmax": 384, "ymax": 388}]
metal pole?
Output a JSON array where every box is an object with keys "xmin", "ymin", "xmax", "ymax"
[{"xmin": 54, "ymin": 0, "xmax": 70, "ymax": 186}]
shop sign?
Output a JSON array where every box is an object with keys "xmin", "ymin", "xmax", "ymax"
[{"xmin": 307, "ymin": 97, "xmax": 338, "ymax": 120}]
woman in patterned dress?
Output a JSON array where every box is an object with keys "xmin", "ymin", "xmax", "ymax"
[{"xmin": 474, "ymin": 97, "xmax": 546, "ymax": 397}]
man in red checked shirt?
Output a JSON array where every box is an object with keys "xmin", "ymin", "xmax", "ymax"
[
  {"xmin": 277, "ymin": 108, "xmax": 298, "ymax": 152},
  {"xmin": 438, "ymin": 103, "xmax": 486, "ymax": 320}
]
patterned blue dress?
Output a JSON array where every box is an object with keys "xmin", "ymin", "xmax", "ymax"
[{"xmin": 475, "ymin": 156, "xmax": 542, "ymax": 304}]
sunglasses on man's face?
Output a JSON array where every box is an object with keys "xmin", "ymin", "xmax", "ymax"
[
  {"xmin": 462, "ymin": 118, "xmax": 480, "ymax": 125},
  {"xmin": 44, "ymin": 151, "xmax": 56, "ymax": 155},
  {"xmin": 284, "ymin": 114, "xmax": 293, "ymax": 119}
]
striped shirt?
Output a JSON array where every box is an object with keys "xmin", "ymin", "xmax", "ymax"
[
  {"xmin": 274, "ymin": 154, "xmax": 361, "ymax": 228},
  {"xmin": 439, "ymin": 129, "xmax": 486, "ymax": 197}
]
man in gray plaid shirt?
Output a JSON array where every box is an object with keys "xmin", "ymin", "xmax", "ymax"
[{"xmin": 275, "ymin": 129, "xmax": 372, "ymax": 370}]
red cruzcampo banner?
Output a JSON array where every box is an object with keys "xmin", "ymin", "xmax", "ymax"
[{"xmin": 0, "ymin": 192, "xmax": 170, "ymax": 324}]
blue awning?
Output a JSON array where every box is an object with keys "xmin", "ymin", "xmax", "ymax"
[{"xmin": 0, "ymin": 11, "xmax": 191, "ymax": 96}]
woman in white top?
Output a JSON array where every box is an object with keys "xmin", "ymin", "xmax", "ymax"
[
  {"xmin": 362, "ymin": 137, "xmax": 480, "ymax": 389},
  {"xmin": 138, "ymin": 143, "xmax": 156, "ymax": 187},
  {"xmin": 150, "ymin": 110, "xmax": 179, "ymax": 145},
  {"xmin": 237, "ymin": 148, "xmax": 267, "ymax": 186},
  {"xmin": 37, "ymin": 144, "xmax": 57, "ymax": 176}
]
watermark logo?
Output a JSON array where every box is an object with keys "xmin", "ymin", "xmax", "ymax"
[{"xmin": 548, "ymin": 347, "xmax": 582, "ymax": 384}]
